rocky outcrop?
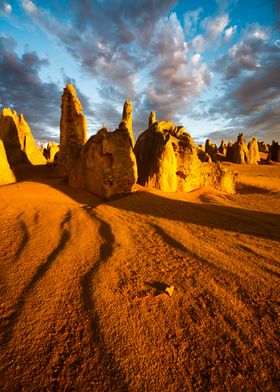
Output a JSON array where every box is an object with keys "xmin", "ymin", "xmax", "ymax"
[
  {"xmin": 0, "ymin": 108, "xmax": 46, "ymax": 166},
  {"xmin": 248, "ymin": 137, "xmax": 260, "ymax": 164},
  {"xmin": 267, "ymin": 141, "xmax": 280, "ymax": 162},
  {"xmin": 69, "ymin": 101, "xmax": 138, "ymax": 199},
  {"xmin": 118, "ymin": 100, "xmax": 134, "ymax": 147},
  {"xmin": 232, "ymin": 133, "xmax": 249, "ymax": 164},
  {"xmin": 258, "ymin": 141, "xmax": 269, "ymax": 153},
  {"xmin": 58, "ymin": 84, "xmax": 87, "ymax": 177},
  {"xmin": 0, "ymin": 140, "xmax": 16, "ymax": 185},
  {"xmin": 134, "ymin": 121, "xmax": 236, "ymax": 194}
]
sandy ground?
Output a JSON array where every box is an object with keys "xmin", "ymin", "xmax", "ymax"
[{"xmin": 0, "ymin": 162, "xmax": 279, "ymax": 391}]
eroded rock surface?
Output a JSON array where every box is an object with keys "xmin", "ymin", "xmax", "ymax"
[
  {"xmin": 232, "ymin": 133, "xmax": 249, "ymax": 164},
  {"xmin": 248, "ymin": 137, "xmax": 260, "ymax": 164},
  {"xmin": 69, "ymin": 102, "xmax": 137, "ymax": 199},
  {"xmin": 58, "ymin": 84, "xmax": 87, "ymax": 177},
  {"xmin": 268, "ymin": 141, "xmax": 280, "ymax": 163},
  {"xmin": 0, "ymin": 140, "xmax": 16, "ymax": 185},
  {"xmin": 134, "ymin": 120, "xmax": 236, "ymax": 193},
  {"xmin": 0, "ymin": 108, "xmax": 46, "ymax": 166}
]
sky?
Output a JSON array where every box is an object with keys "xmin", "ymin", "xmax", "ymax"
[{"xmin": 0, "ymin": 0, "xmax": 279, "ymax": 144}]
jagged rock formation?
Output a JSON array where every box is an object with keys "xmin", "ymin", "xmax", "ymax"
[
  {"xmin": 134, "ymin": 121, "xmax": 236, "ymax": 193},
  {"xmin": 205, "ymin": 139, "xmax": 218, "ymax": 162},
  {"xmin": 267, "ymin": 141, "xmax": 280, "ymax": 162},
  {"xmin": 118, "ymin": 100, "xmax": 134, "ymax": 147},
  {"xmin": 58, "ymin": 84, "xmax": 87, "ymax": 177},
  {"xmin": 0, "ymin": 140, "xmax": 16, "ymax": 185},
  {"xmin": 44, "ymin": 142, "xmax": 60, "ymax": 162},
  {"xmin": 218, "ymin": 140, "xmax": 227, "ymax": 156},
  {"xmin": 0, "ymin": 108, "xmax": 46, "ymax": 166},
  {"xmin": 149, "ymin": 112, "xmax": 156, "ymax": 128},
  {"xmin": 232, "ymin": 133, "xmax": 249, "ymax": 164},
  {"xmin": 248, "ymin": 137, "xmax": 260, "ymax": 164},
  {"xmin": 69, "ymin": 101, "xmax": 138, "ymax": 199}
]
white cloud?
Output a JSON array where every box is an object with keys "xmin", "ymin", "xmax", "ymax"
[
  {"xmin": 224, "ymin": 25, "xmax": 237, "ymax": 42},
  {"xmin": 3, "ymin": 2, "xmax": 12, "ymax": 13},
  {"xmin": 22, "ymin": 0, "xmax": 37, "ymax": 14},
  {"xmin": 201, "ymin": 14, "xmax": 229, "ymax": 38}
]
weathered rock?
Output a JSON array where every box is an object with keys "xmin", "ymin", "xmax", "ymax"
[
  {"xmin": 205, "ymin": 139, "xmax": 218, "ymax": 162},
  {"xmin": 69, "ymin": 101, "xmax": 138, "ymax": 199},
  {"xmin": 218, "ymin": 140, "xmax": 227, "ymax": 155},
  {"xmin": 248, "ymin": 137, "xmax": 260, "ymax": 164},
  {"xmin": 267, "ymin": 140, "xmax": 280, "ymax": 162},
  {"xmin": 232, "ymin": 133, "xmax": 249, "ymax": 164},
  {"xmin": 58, "ymin": 83, "xmax": 87, "ymax": 177},
  {"xmin": 226, "ymin": 140, "xmax": 234, "ymax": 162},
  {"xmin": 44, "ymin": 142, "xmax": 60, "ymax": 162},
  {"xmin": 258, "ymin": 141, "xmax": 269, "ymax": 153},
  {"xmin": 0, "ymin": 108, "xmax": 46, "ymax": 166},
  {"xmin": 0, "ymin": 140, "xmax": 16, "ymax": 185},
  {"xmin": 149, "ymin": 112, "xmax": 157, "ymax": 128},
  {"xmin": 118, "ymin": 100, "xmax": 134, "ymax": 147},
  {"xmin": 134, "ymin": 121, "xmax": 236, "ymax": 194}
]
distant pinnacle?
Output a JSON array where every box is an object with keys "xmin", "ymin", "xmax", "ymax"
[
  {"xmin": 119, "ymin": 99, "xmax": 135, "ymax": 146},
  {"xmin": 149, "ymin": 111, "xmax": 156, "ymax": 128}
]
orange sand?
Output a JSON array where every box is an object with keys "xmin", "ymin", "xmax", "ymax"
[{"xmin": 0, "ymin": 163, "xmax": 279, "ymax": 391}]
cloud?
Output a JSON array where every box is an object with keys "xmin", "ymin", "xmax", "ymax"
[
  {"xmin": 20, "ymin": 1, "xmax": 213, "ymax": 136},
  {"xmin": 0, "ymin": 35, "xmax": 92, "ymax": 142},
  {"xmin": 201, "ymin": 14, "xmax": 229, "ymax": 38},
  {"xmin": 0, "ymin": 2, "xmax": 12, "ymax": 14},
  {"xmin": 202, "ymin": 23, "xmax": 280, "ymax": 143},
  {"xmin": 184, "ymin": 7, "xmax": 203, "ymax": 36}
]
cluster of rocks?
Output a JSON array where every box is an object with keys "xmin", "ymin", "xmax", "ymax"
[
  {"xmin": 56, "ymin": 84, "xmax": 236, "ymax": 198},
  {"xmin": 0, "ymin": 108, "xmax": 47, "ymax": 185},
  {"xmin": 197, "ymin": 133, "xmax": 277, "ymax": 165},
  {"xmin": 40, "ymin": 142, "xmax": 60, "ymax": 163},
  {"xmin": 0, "ymin": 83, "xmax": 279, "ymax": 196},
  {"xmin": 58, "ymin": 84, "xmax": 137, "ymax": 199}
]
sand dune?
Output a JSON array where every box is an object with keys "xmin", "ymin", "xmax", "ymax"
[{"xmin": 0, "ymin": 163, "xmax": 279, "ymax": 391}]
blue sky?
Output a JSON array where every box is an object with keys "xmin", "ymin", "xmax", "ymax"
[{"xmin": 0, "ymin": 0, "xmax": 279, "ymax": 144}]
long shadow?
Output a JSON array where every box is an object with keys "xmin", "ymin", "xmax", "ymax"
[
  {"xmin": 1, "ymin": 210, "xmax": 72, "ymax": 346},
  {"xmin": 80, "ymin": 206, "xmax": 129, "ymax": 391},
  {"xmin": 12, "ymin": 164, "xmax": 280, "ymax": 243},
  {"xmin": 150, "ymin": 223, "xmax": 278, "ymax": 323},
  {"xmin": 14, "ymin": 214, "xmax": 29, "ymax": 261}
]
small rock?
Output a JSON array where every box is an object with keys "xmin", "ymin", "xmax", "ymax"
[{"xmin": 165, "ymin": 285, "xmax": 174, "ymax": 297}]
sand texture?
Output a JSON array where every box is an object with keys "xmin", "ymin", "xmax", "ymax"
[{"xmin": 0, "ymin": 163, "xmax": 279, "ymax": 391}]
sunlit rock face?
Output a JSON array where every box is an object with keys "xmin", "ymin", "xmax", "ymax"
[
  {"xmin": 0, "ymin": 108, "xmax": 46, "ymax": 166},
  {"xmin": 0, "ymin": 140, "xmax": 16, "ymax": 185},
  {"xmin": 248, "ymin": 137, "xmax": 260, "ymax": 164},
  {"xmin": 134, "ymin": 120, "xmax": 236, "ymax": 193},
  {"xmin": 268, "ymin": 141, "xmax": 280, "ymax": 162},
  {"xmin": 118, "ymin": 99, "xmax": 134, "ymax": 147},
  {"xmin": 232, "ymin": 133, "xmax": 249, "ymax": 164},
  {"xmin": 69, "ymin": 101, "xmax": 138, "ymax": 200},
  {"xmin": 58, "ymin": 83, "xmax": 87, "ymax": 177}
]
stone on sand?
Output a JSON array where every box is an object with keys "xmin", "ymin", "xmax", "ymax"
[
  {"xmin": 0, "ymin": 140, "xmax": 16, "ymax": 185},
  {"xmin": 118, "ymin": 100, "xmax": 134, "ymax": 147},
  {"xmin": 0, "ymin": 108, "xmax": 46, "ymax": 166},
  {"xmin": 232, "ymin": 133, "xmax": 249, "ymax": 164},
  {"xmin": 267, "ymin": 141, "xmax": 280, "ymax": 163}
]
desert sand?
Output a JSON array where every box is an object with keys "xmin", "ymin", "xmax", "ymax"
[{"xmin": 0, "ymin": 162, "xmax": 279, "ymax": 391}]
